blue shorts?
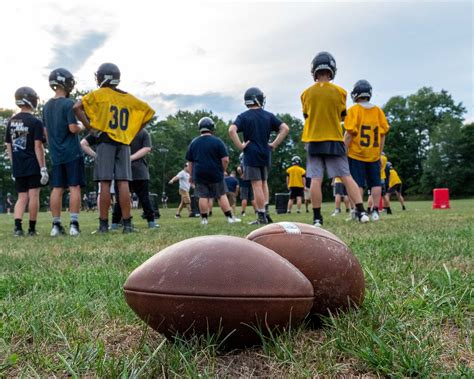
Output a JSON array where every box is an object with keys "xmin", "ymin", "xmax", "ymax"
[
  {"xmin": 51, "ymin": 157, "xmax": 86, "ymax": 188},
  {"xmin": 348, "ymin": 158, "xmax": 381, "ymax": 189}
]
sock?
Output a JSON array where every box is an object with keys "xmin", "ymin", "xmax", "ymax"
[
  {"xmin": 15, "ymin": 218, "xmax": 22, "ymax": 230},
  {"xmin": 264, "ymin": 203, "xmax": 269, "ymax": 212},
  {"xmin": 123, "ymin": 217, "xmax": 132, "ymax": 226},
  {"xmin": 355, "ymin": 203, "xmax": 365, "ymax": 213},
  {"xmin": 346, "ymin": 208, "xmax": 350, "ymax": 213},
  {"xmin": 29, "ymin": 220, "xmax": 36, "ymax": 231},
  {"xmin": 70, "ymin": 213, "xmax": 79, "ymax": 223},
  {"xmin": 53, "ymin": 217, "xmax": 61, "ymax": 225},
  {"xmin": 257, "ymin": 208, "xmax": 265, "ymax": 213},
  {"xmin": 313, "ymin": 207, "xmax": 321, "ymax": 220},
  {"xmin": 402, "ymin": 205, "xmax": 406, "ymax": 210},
  {"xmin": 200, "ymin": 213, "xmax": 208, "ymax": 219},
  {"xmin": 224, "ymin": 210, "xmax": 232, "ymax": 218},
  {"xmin": 336, "ymin": 208, "xmax": 341, "ymax": 212}
]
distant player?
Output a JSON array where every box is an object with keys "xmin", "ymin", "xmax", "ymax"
[
  {"xmin": 74, "ymin": 63, "xmax": 155, "ymax": 233},
  {"xmin": 43, "ymin": 68, "xmax": 85, "ymax": 236},
  {"xmin": 186, "ymin": 117, "xmax": 241, "ymax": 225},
  {"xmin": 331, "ymin": 177, "xmax": 350, "ymax": 216},
  {"xmin": 386, "ymin": 162, "xmax": 406, "ymax": 211},
  {"xmin": 301, "ymin": 52, "xmax": 369, "ymax": 227},
  {"xmin": 229, "ymin": 87, "xmax": 289, "ymax": 224},
  {"xmin": 224, "ymin": 170, "xmax": 240, "ymax": 215},
  {"xmin": 237, "ymin": 163, "xmax": 256, "ymax": 217},
  {"xmin": 169, "ymin": 163, "xmax": 193, "ymax": 218},
  {"xmin": 344, "ymin": 80, "xmax": 390, "ymax": 221},
  {"xmin": 286, "ymin": 156, "xmax": 306, "ymax": 213},
  {"xmin": 5, "ymin": 87, "xmax": 48, "ymax": 236}
]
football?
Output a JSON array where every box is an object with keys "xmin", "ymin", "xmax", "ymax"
[
  {"xmin": 123, "ymin": 235, "xmax": 314, "ymax": 346},
  {"xmin": 247, "ymin": 222, "xmax": 365, "ymax": 316}
]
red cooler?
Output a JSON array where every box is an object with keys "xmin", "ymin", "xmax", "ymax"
[{"xmin": 433, "ymin": 188, "xmax": 450, "ymax": 209}]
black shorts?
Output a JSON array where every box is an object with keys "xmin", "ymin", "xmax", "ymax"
[
  {"xmin": 195, "ymin": 181, "xmax": 227, "ymax": 199},
  {"xmin": 15, "ymin": 175, "xmax": 41, "ymax": 193},
  {"xmin": 289, "ymin": 187, "xmax": 304, "ymax": 200},
  {"xmin": 388, "ymin": 183, "xmax": 402, "ymax": 194},
  {"xmin": 333, "ymin": 182, "xmax": 348, "ymax": 197}
]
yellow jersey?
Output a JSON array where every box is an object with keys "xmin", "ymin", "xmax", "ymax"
[
  {"xmin": 286, "ymin": 165, "xmax": 306, "ymax": 188},
  {"xmin": 380, "ymin": 154, "xmax": 388, "ymax": 180},
  {"xmin": 389, "ymin": 168, "xmax": 402, "ymax": 187},
  {"xmin": 334, "ymin": 176, "xmax": 343, "ymax": 184},
  {"xmin": 82, "ymin": 88, "xmax": 155, "ymax": 145},
  {"xmin": 300, "ymin": 82, "xmax": 347, "ymax": 142},
  {"xmin": 344, "ymin": 103, "xmax": 389, "ymax": 162}
]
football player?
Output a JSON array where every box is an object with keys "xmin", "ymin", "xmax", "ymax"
[
  {"xmin": 186, "ymin": 117, "xmax": 241, "ymax": 225},
  {"xmin": 331, "ymin": 177, "xmax": 351, "ymax": 216},
  {"xmin": 43, "ymin": 68, "xmax": 85, "ymax": 237},
  {"xmin": 301, "ymin": 52, "xmax": 369, "ymax": 227},
  {"xmin": 385, "ymin": 163, "xmax": 406, "ymax": 211},
  {"xmin": 229, "ymin": 87, "xmax": 289, "ymax": 224},
  {"xmin": 286, "ymin": 156, "xmax": 306, "ymax": 213},
  {"xmin": 5, "ymin": 87, "xmax": 47, "ymax": 236},
  {"xmin": 343, "ymin": 80, "xmax": 390, "ymax": 221},
  {"xmin": 74, "ymin": 63, "xmax": 155, "ymax": 233},
  {"xmin": 169, "ymin": 163, "xmax": 193, "ymax": 218}
]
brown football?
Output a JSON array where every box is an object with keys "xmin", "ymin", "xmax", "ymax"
[
  {"xmin": 247, "ymin": 222, "xmax": 365, "ymax": 316},
  {"xmin": 123, "ymin": 235, "xmax": 314, "ymax": 346}
]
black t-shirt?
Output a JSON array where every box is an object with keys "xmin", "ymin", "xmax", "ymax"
[
  {"xmin": 234, "ymin": 108, "xmax": 282, "ymax": 167},
  {"xmin": 130, "ymin": 129, "xmax": 151, "ymax": 180},
  {"xmin": 5, "ymin": 112, "xmax": 44, "ymax": 177},
  {"xmin": 185, "ymin": 134, "xmax": 228, "ymax": 184}
]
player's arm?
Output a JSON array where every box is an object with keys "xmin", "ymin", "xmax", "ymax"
[
  {"xmin": 130, "ymin": 147, "xmax": 151, "ymax": 162},
  {"xmin": 221, "ymin": 156, "xmax": 229, "ymax": 171},
  {"xmin": 269, "ymin": 123, "xmax": 289, "ymax": 150},
  {"xmin": 80, "ymin": 138, "xmax": 96, "ymax": 159},
  {"xmin": 228, "ymin": 124, "xmax": 249, "ymax": 151},
  {"xmin": 187, "ymin": 162, "xmax": 194, "ymax": 184},
  {"xmin": 34, "ymin": 140, "xmax": 46, "ymax": 168},
  {"xmin": 343, "ymin": 131, "xmax": 353, "ymax": 148},
  {"xmin": 73, "ymin": 100, "xmax": 92, "ymax": 130},
  {"xmin": 168, "ymin": 175, "xmax": 179, "ymax": 184},
  {"xmin": 379, "ymin": 134, "xmax": 386, "ymax": 157}
]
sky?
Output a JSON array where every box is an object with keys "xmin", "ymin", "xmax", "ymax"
[{"xmin": 0, "ymin": 0, "xmax": 472, "ymax": 122}]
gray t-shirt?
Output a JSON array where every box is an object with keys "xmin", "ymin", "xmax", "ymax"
[
  {"xmin": 130, "ymin": 129, "xmax": 151, "ymax": 180},
  {"xmin": 177, "ymin": 170, "xmax": 191, "ymax": 191}
]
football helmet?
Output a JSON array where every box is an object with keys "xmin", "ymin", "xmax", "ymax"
[
  {"xmin": 96, "ymin": 63, "xmax": 121, "ymax": 88},
  {"xmin": 244, "ymin": 87, "xmax": 266, "ymax": 107},
  {"xmin": 198, "ymin": 117, "xmax": 215, "ymax": 133},
  {"xmin": 49, "ymin": 68, "xmax": 76, "ymax": 94},
  {"xmin": 291, "ymin": 155, "xmax": 302, "ymax": 165},
  {"xmin": 351, "ymin": 80, "xmax": 372, "ymax": 102},
  {"xmin": 15, "ymin": 87, "xmax": 39, "ymax": 109},
  {"xmin": 310, "ymin": 51, "xmax": 337, "ymax": 80}
]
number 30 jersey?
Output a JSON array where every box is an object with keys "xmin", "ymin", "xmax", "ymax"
[
  {"xmin": 344, "ymin": 103, "xmax": 389, "ymax": 162},
  {"xmin": 82, "ymin": 87, "xmax": 155, "ymax": 145}
]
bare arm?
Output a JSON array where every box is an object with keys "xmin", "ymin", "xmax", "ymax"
[
  {"xmin": 68, "ymin": 122, "xmax": 84, "ymax": 134},
  {"xmin": 379, "ymin": 135, "xmax": 386, "ymax": 157},
  {"xmin": 80, "ymin": 138, "xmax": 96, "ymax": 158},
  {"xmin": 221, "ymin": 156, "xmax": 229, "ymax": 171},
  {"xmin": 73, "ymin": 100, "xmax": 92, "ymax": 130},
  {"xmin": 130, "ymin": 147, "xmax": 151, "ymax": 162},
  {"xmin": 228, "ymin": 124, "xmax": 249, "ymax": 151},
  {"xmin": 269, "ymin": 123, "xmax": 290, "ymax": 150},
  {"xmin": 5, "ymin": 143, "xmax": 12, "ymax": 162},
  {"xmin": 343, "ymin": 131, "xmax": 353, "ymax": 149},
  {"xmin": 34, "ymin": 140, "xmax": 46, "ymax": 168}
]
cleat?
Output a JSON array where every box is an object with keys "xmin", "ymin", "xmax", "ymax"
[
  {"xmin": 227, "ymin": 216, "xmax": 241, "ymax": 224},
  {"xmin": 69, "ymin": 222, "xmax": 80, "ymax": 236},
  {"xmin": 27, "ymin": 230, "xmax": 38, "ymax": 237},
  {"xmin": 148, "ymin": 221, "xmax": 160, "ymax": 228},
  {"xmin": 50, "ymin": 223, "xmax": 66, "ymax": 237},
  {"xmin": 14, "ymin": 229, "xmax": 24, "ymax": 237},
  {"xmin": 313, "ymin": 219, "xmax": 323, "ymax": 227},
  {"xmin": 358, "ymin": 211, "xmax": 370, "ymax": 223},
  {"xmin": 175, "ymin": 214, "xmax": 181, "ymax": 218},
  {"xmin": 200, "ymin": 218, "xmax": 208, "ymax": 225},
  {"xmin": 331, "ymin": 209, "xmax": 341, "ymax": 216},
  {"xmin": 371, "ymin": 210, "xmax": 380, "ymax": 222}
]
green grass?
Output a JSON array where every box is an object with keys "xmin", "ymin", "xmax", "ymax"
[{"xmin": 1, "ymin": 200, "xmax": 473, "ymax": 377}]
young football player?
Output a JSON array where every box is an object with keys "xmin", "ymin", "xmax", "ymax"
[
  {"xmin": 286, "ymin": 156, "xmax": 306, "ymax": 213},
  {"xmin": 301, "ymin": 52, "xmax": 369, "ymax": 226},
  {"xmin": 343, "ymin": 80, "xmax": 390, "ymax": 221},
  {"xmin": 331, "ymin": 177, "xmax": 350, "ymax": 216},
  {"xmin": 186, "ymin": 117, "xmax": 241, "ymax": 225},
  {"xmin": 5, "ymin": 87, "xmax": 48, "ymax": 236},
  {"xmin": 386, "ymin": 163, "xmax": 406, "ymax": 211},
  {"xmin": 224, "ymin": 170, "xmax": 240, "ymax": 215},
  {"xmin": 237, "ymin": 163, "xmax": 256, "ymax": 216},
  {"xmin": 229, "ymin": 87, "xmax": 289, "ymax": 224},
  {"xmin": 43, "ymin": 68, "xmax": 85, "ymax": 236},
  {"xmin": 73, "ymin": 63, "xmax": 155, "ymax": 233},
  {"xmin": 169, "ymin": 163, "xmax": 193, "ymax": 218}
]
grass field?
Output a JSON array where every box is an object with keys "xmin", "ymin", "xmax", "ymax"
[{"xmin": 1, "ymin": 200, "xmax": 473, "ymax": 377}]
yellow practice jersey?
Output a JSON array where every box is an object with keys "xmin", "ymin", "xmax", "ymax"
[
  {"xmin": 287, "ymin": 165, "xmax": 306, "ymax": 187},
  {"xmin": 300, "ymin": 82, "xmax": 347, "ymax": 142},
  {"xmin": 345, "ymin": 103, "xmax": 389, "ymax": 162},
  {"xmin": 380, "ymin": 154, "xmax": 388, "ymax": 180},
  {"xmin": 334, "ymin": 176, "xmax": 343, "ymax": 184},
  {"xmin": 82, "ymin": 88, "xmax": 155, "ymax": 145},
  {"xmin": 389, "ymin": 168, "xmax": 402, "ymax": 187}
]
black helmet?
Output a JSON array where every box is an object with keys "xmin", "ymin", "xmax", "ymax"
[
  {"xmin": 95, "ymin": 63, "xmax": 121, "ymax": 88},
  {"xmin": 198, "ymin": 117, "xmax": 215, "ymax": 133},
  {"xmin": 291, "ymin": 155, "xmax": 302, "ymax": 165},
  {"xmin": 15, "ymin": 87, "xmax": 39, "ymax": 109},
  {"xmin": 244, "ymin": 87, "xmax": 266, "ymax": 107},
  {"xmin": 311, "ymin": 51, "xmax": 337, "ymax": 80},
  {"xmin": 351, "ymin": 80, "xmax": 373, "ymax": 102},
  {"xmin": 49, "ymin": 68, "xmax": 76, "ymax": 94}
]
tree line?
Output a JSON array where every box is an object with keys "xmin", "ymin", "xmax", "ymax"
[{"xmin": 0, "ymin": 86, "xmax": 472, "ymax": 207}]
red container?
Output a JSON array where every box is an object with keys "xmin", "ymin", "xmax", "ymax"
[
  {"xmin": 379, "ymin": 196, "xmax": 384, "ymax": 209},
  {"xmin": 433, "ymin": 188, "xmax": 450, "ymax": 209}
]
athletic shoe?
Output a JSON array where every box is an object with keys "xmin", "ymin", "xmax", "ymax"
[
  {"xmin": 123, "ymin": 225, "xmax": 138, "ymax": 234},
  {"xmin": 227, "ymin": 216, "xmax": 241, "ymax": 224},
  {"xmin": 50, "ymin": 223, "xmax": 66, "ymax": 237},
  {"xmin": 371, "ymin": 210, "xmax": 380, "ymax": 222},
  {"xmin": 110, "ymin": 223, "xmax": 120, "ymax": 230},
  {"xmin": 14, "ymin": 229, "xmax": 24, "ymax": 237},
  {"xmin": 313, "ymin": 219, "xmax": 323, "ymax": 227},
  {"xmin": 286, "ymin": 210, "xmax": 291, "ymax": 214},
  {"xmin": 69, "ymin": 222, "xmax": 80, "ymax": 236},
  {"xmin": 175, "ymin": 214, "xmax": 181, "ymax": 218},
  {"xmin": 358, "ymin": 212, "xmax": 370, "ymax": 223},
  {"xmin": 265, "ymin": 213, "xmax": 274, "ymax": 224},
  {"xmin": 201, "ymin": 218, "xmax": 208, "ymax": 225},
  {"xmin": 241, "ymin": 211, "xmax": 246, "ymax": 217},
  {"xmin": 27, "ymin": 229, "xmax": 38, "ymax": 237},
  {"xmin": 148, "ymin": 221, "xmax": 160, "ymax": 228},
  {"xmin": 331, "ymin": 209, "xmax": 341, "ymax": 217},
  {"xmin": 96, "ymin": 220, "xmax": 109, "ymax": 234},
  {"xmin": 296, "ymin": 209, "xmax": 301, "ymax": 214}
]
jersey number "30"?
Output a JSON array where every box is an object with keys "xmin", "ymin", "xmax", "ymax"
[{"xmin": 109, "ymin": 106, "xmax": 129, "ymax": 131}]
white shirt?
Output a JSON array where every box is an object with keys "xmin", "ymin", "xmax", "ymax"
[{"xmin": 176, "ymin": 170, "xmax": 191, "ymax": 192}]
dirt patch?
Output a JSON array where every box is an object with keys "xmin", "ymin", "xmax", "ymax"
[{"xmin": 439, "ymin": 319, "xmax": 473, "ymax": 370}]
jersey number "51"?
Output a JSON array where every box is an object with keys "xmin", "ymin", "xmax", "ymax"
[{"xmin": 109, "ymin": 106, "xmax": 129, "ymax": 131}]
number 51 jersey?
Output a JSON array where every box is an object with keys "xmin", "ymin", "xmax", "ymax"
[
  {"xmin": 82, "ymin": 87, "xmax": 155, "ymax": 145},
  {"xmin": 344, "ymin": 103, "xmax": 389, "ymax": 162}
]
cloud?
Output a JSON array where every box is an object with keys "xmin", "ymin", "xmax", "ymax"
[{"xmin": 47, "ymin": 28, "xmax": 109, "ymax": 72}]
